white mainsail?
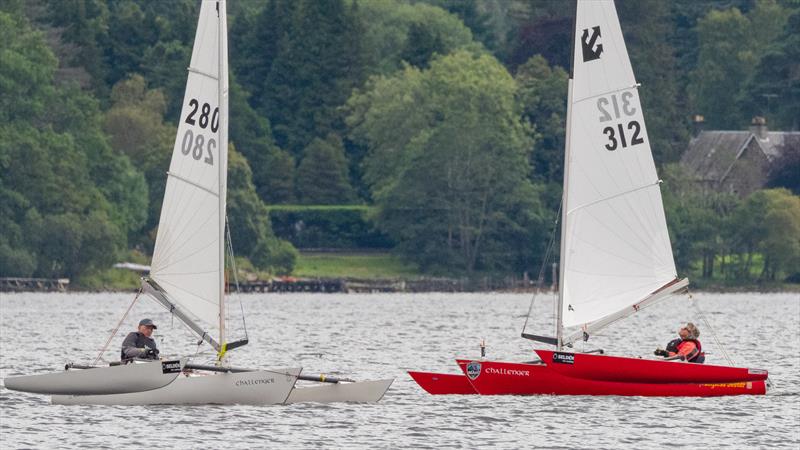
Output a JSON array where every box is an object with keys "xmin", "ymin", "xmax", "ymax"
[
  {"xmin": 150, "ymin": 0, "xmax": 229, "ymax": 343},
  {"xmin": 559, "ymin": 0, "xmax": 680, "ymax": 334}
]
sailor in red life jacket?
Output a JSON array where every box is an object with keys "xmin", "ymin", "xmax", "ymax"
[{"xmin": 654, "ymin": 323, "xmax": 705, "ymax": 363}]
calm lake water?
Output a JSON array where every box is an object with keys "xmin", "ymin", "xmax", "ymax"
[{"xmin": 1, "ymin": 291, "xmax": 798, "ymax": 449}]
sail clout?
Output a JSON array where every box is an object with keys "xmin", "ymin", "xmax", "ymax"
[
  {"xmin": 561, "ymin": 0, "xmax": 677, "ymax": 329},
  {"xmin": 150, "ymin": 0, "xmax": 228, "ymax": 336}
]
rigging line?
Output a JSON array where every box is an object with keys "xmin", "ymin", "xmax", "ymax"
[
  {"xmin": 151, "ymin": 289, "xmax": 217, "ymax": 353},
  {"xmin": 522, "ymin": 199, "xmax": 562, "ymax": 335},
  {"xmin": 92, "ymin": 288, "xmax": 142, "ymax": 366},
  {"xmin": 690, "ymin": 292, "xmax": 736, "ymax": 367},
  {"xmin": 225, "ymin": 216, "xmax": 248, "ymax": 339}
]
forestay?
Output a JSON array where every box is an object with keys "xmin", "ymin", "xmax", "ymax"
[
  {"xmin": 150, "ymin": 0, "xmax": 229, "ymax": 338},
  {"xmin": 561, "ymin": 0, "xmax": 677, "ymax": 329}
]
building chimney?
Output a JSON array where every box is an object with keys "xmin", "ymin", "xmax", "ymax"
[
  {"xmin": 691, "ymin": 114, "xmax": 705, "ymax": 137},
  {"xmin": 750, "ymin": 116, "xmax": 768, "ymax": 140}
]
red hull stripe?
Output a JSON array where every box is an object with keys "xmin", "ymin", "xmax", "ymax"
[{"xmin": 408, "ymin": 371, "xmax": 477, "ymax": 395}]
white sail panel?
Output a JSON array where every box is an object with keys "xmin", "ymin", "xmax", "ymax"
[
  {"xmin": 151, "ymin": 0, "xmax": 227, "ymax": 331},
  {"xmin": 561, "ymin": 0, "xmax": 677, "ymax": 328}
]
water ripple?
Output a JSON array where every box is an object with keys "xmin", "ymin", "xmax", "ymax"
[{"xmin": 0, "ymin": 292, "xmax": 798, "ymax": 449}]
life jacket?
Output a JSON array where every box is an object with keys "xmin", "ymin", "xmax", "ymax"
[{"xmin": 678, "ymin": 338, "xmax": 705, "ymax": 364}]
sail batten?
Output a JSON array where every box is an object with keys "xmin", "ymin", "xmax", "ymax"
[{"xmin": 560, "ymin": 0, "xmax": 678, "ymax": 331}]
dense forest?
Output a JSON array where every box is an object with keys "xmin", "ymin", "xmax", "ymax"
[{"xmin": 1, "ymin": 0, "xmax": 798, "ymax": 286}]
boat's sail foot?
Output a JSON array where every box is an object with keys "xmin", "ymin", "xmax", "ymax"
[
  {"xmin": 561, "ymin": 277, "xmax": 689, "ymax": 346},
  {"xmin": 141, "ymin": 277, "xmax": 221, "ymax": 352}
]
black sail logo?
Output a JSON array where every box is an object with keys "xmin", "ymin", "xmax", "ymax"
[{"xmin": 581, "ymin": 26, "xmax": 603, "ymax": 62}]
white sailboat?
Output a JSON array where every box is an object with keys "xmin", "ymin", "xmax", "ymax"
[{"xmin": 5, "ymin": 0, "xmax": 392, "ymax": 405}]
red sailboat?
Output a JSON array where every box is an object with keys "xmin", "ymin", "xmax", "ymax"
[{"xmin": 409, "ymin": 0, "xmax": 769, "ymax": 397}]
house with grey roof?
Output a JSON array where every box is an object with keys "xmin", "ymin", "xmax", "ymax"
[{"xmin": 680, "ymin": 116, "xmax": 800, "ymax": 198}]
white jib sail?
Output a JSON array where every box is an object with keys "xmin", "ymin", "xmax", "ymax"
[
  {"xmin": 150, "ymin": 0, "xmax": 228, "ymax": 337},
  {"xmin": 561, "ymin": 0, "xmax": 677, "ymax": 329}
]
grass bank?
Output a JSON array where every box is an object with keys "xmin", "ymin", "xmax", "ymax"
[{"xmin": 293, "ymin": 252, "xmax": 419, "ymax": 279}]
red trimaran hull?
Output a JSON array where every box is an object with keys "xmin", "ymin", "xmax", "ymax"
[{"xmin": 410, "ymin": 350, "xmax": 768, "ymax": 397}]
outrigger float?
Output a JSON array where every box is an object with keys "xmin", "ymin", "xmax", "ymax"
[
  {"xmin": 4, "ymin": 0, "xmax": 392, "ymax": 405},
  {"xmin": 409, "ymin": 0, "xmax": 768, "ymax": 398}
]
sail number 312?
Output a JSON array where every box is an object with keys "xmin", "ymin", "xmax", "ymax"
[
  {"xmin": 597, "ymin": 92, "xmax": 643, "ymax": 151},
  {"xmin": 181, "ymin": 98, "xmax": 218, "ymax": 165}
]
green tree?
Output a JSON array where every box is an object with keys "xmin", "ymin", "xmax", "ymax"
[
  {"xmin": 688, "ymin": 0, "xmax": 788, "ymax": 128},
  {"xmin": 514, "ymin": 55, "xmax": 567, "ymax": 184},
  {"xmin": 103, "ymin": 75, "xmax": 173, "ymax": 244},
  {"xmin": 729, "ymin": 189, "xmax": 800, "ymax": 281},
  {"xmin": 229, "ymin": 0, "xmax": 297, "ymax": 114},
  {"xmin": 296, "ymin": 135, "xmax": 355, "ymax": 205},
  {"xmin": 226, "ymin": 146, "xmax": 297, "ymax": 274},
  {"xmin": 661, "ymin": 164, "xmax": 748, "ymax": 280},
  {"xmin": 347, "ymin": 50, "xmax": 545, "ymax": 274},
  {"xmin": 743, "ymin": 8, "xmax": 800, "ymax": 130},
  {"xmin": 228, "ymin": 77, "xmax": 293, "ymax": 204},
  {"xmin": 618, "ymin": 0, "xmax": 689, "ymax": 165},
  {"xmin": 0, "ymin": 11, "xmax": 139, "ymax": 277},
  {"xmin": 260, "ymin": 0, "xmax": 368, "ymax": 156},
  {"xmin": 357, "ymin": 0, "xmax": 475, "ymax": 75}
]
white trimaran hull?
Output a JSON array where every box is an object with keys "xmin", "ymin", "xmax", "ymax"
[
  {"xmin": 51, "ymin": 367, "xmax": 301, "ymax": 406},
  {"xmin": 3, "ymin": 0, "xmax": 393, "ymax": 405},
  {"xmin": 46, "ymin": 368, "xmax": 391, "ymax": 405}
]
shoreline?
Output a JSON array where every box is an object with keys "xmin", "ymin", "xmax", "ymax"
[{"xmin": 3, "ymin": 276, "xmax": 799, "ymax": 294}]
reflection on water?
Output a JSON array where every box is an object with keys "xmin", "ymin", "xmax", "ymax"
[{"xmin": 1, "ymin": 292, "xmax": 798, "ymax": 449}]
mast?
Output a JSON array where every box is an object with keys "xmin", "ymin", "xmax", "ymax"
[
  {"xmin": 556, "ymin": 83, "xmax": 572, "ymax": 351},
  {"xmin": 217, "ymin": 0, "xmax": 228, "ymax": 350},
  {"xmin": 556, "ymin": 1, "xmax": 579, "ymax": 351}
]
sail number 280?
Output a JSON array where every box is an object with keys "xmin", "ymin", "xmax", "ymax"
[
  {"xmin": 597, "ymin": 92, "xmax": 643, "ymax": 151},
  {"xmin": 181, "ymin": 98, "xmax": 218, "ymax": 166},
  {"xmin": 181, "ymin": 129, "xmax": 215, "ymax": 165}
]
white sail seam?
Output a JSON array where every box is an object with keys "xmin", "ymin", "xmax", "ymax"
[
  {"xmin": 566, "ymin": 180, "xmax": 660, "ymax": 215},
  {"xmin": 166, "ymin": 171, "xmax": 219, "ymax": 197},
  {"xmin": 187, "ymin": 66, "xmax": 218, "ymax": 81}
]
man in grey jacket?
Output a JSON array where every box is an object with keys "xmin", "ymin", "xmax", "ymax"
[{"xmin": 120, "ymin": 319, "xmax": 160, "ymax": 361}]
